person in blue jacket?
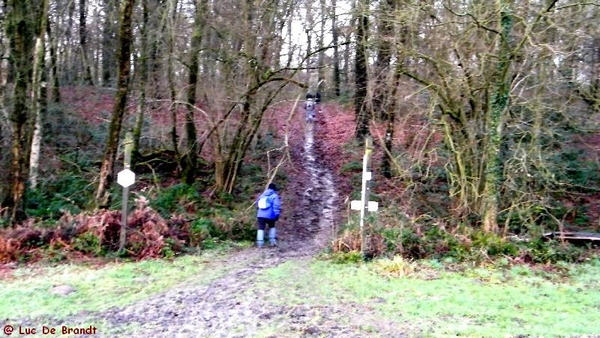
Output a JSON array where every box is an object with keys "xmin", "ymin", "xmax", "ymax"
[{"xmin": 256, "ymin": 183, "xmax": 281, "ymax": 247}]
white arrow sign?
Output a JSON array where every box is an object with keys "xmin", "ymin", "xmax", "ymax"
[
  {"xmin": 350, "ymin": 200, "xmax": 378, "ymax": 212},
  {"xmin": 117, "ymin": 169, "xmax": 136, "ymax": 188}
]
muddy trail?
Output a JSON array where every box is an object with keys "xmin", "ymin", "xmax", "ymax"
[
  {"xmin": 13, "ymin": 107, "xmax": 406, "ymax": 337},
  {"xmin": 96, "ymin": 119, "xmax": 346, "ymax": 337}
]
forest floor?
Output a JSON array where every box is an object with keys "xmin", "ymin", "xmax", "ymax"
[{"xmin": 8, "ymin": 104, "xmax": 413, "ymax": 337}]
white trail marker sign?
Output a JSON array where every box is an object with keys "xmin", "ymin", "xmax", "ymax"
[{"xmin": 350, "ymin": 136, "xmax": 377, "ymax": 256}]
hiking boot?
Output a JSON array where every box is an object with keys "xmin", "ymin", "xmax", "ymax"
[
  {"xmin": 257, "ymin": 229, "xmax": 265, "ymax": 248},
  {"xmin": 268, "ymin": 228, "xmax": 277, "ymax": 247}
]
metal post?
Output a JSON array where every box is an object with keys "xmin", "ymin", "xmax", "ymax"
[
  {"xmin": 119, "ymin": 132, "xmax": 133, "ymax": 254},
  {"xmin": 360, "ymin": 136, "xmax": 373, "ymax": 257}
]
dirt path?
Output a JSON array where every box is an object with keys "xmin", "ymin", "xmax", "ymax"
[
  {"xmin": 95, "ymin": 110, "xmax": 343, "ymax": 337},
  {"xmin": 97, "ymin": 115, "xmax": 343, "ymax": 337},
  {"xmin": 17, "ymin": 106, "xmax": 407, "ymax": 337}
]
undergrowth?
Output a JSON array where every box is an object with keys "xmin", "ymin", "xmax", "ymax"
[
  {"xmin": 329, "ymin": 137, "xmax": 600, "ymax": 266},
  {"xmin": 331, "ymin": 211, "xmax": 595, "ymax": 265},
  {"xmin": 1, "ymin": 160, "xmax": 275, "ymax": 263}
]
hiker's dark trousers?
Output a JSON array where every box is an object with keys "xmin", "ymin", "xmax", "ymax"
[{"xmin": 257, "ymin": 217, "xmax": 276, "ymax": 230}]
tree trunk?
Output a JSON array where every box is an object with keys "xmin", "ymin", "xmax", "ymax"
[
  {"xmin": 343, "ymin": 0, "xmax": 356, "ymax": 95},
  {"xmin": 4, "ymin": 0, "xmax": 38, "ymax": 223},
  {"xmin": 317, "ymin": 0, "xmax": 326, "ymax": 94},
  {"xmin": 331, "ymin": 0, "xmax": 340, "ymax": 97},
  {"xmin": 0, "ymin": 0, "xmax": 11, "ymax": 145},
  {"xmin": 382, "ymin": 60, "xmax": 402, "ymax": 179},
  {"xmin": 354, "ymin": 0, "xmax": 370, "ymax": 140},
  {"xmin": 305, "ymin": 0, "xmax": 313, "ymax": 83},
  {"xmin": 79, "ymin": 0, "xmax": 94, "ymax": 85},
  {"xmin": 101, "ymin": 0, "xmax": 117, "ymax": 86},
  {"xmin": 95, "ymin": 0, "xmax": 136, "ymax": 208},
  {"xmin": 64, "ymin": 0, "xmax": 76, "ymax": 84},
  {"xmin": 380, "ymin": 0, "xmax": 403, "ymax": 178},
  {"xmin": 46, "ymin": 17, "xmax": 60, "ymax": 103},
  {"xmin": 182, "ymin": 0, "xmax": 208, "ymax": 184},
  {"xmin": 285, "ymin": 1, "xmax": 294, "ymax": 67},
  {"xmin": 481, "ymin": 6, "xmax": 513, "ymax": 234},
  {"xmin": 147, "ymin": 0, "xmax": 165, "ymax": 107},
  {"xmin": 372, "ymin": 0, "xmax": 394, "ymax": 116},
  {"xmin": 166, "ymin": 0, "xmax": 179, "ymax": 157},
  {"xmin": 29, "ymin": 0, "xmax": 50, "ymax": 190},
  {"xmin": 343, "ymin": 30, "xmax": 351, "ymax": 94},
  {"xmin": 132, "ymin": 0, "xmax": 150, "ymax": 165}
]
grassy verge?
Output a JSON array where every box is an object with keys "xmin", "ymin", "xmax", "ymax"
[
  {"xmin": 0, "ymin": 242, "xmax": 251, "ymax": 320},
  {"xmin": 4, "ymin": 244, "xmax": 598, "ymax": 337},
  {"xmin": 257, "ymin": 256, "xmax": 600, "ymax": 337}
]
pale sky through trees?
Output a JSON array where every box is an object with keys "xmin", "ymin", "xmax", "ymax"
[{"xmin": 284, "ymin": 1, "xmax": 353, "ymax": 68}]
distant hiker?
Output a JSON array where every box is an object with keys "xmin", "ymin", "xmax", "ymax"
[
  {"xmin": 256, "ymin": 183, "xmax": 281, "ymax": 247},
  {"xmin": 304, "ymin": 98, "xmax": 316, "ymax": 122},
  {"xmin": 315, "ymin": 92, "xmax": 322, "ymax": 113},
  {"xmin": 306, "ymin": 92, "xmax": 321, "ymax": 104}
]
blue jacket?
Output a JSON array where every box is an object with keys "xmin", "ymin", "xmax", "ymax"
[{"xmin": 256, "ymin": 189, "xmax": 281, "ymax": 220}]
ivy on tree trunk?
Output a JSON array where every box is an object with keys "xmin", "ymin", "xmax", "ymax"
[{"xmin": 482, "ymin": 6, "xmax": 513, "ymax": 234}]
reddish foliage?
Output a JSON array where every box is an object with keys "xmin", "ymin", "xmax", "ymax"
[
  {"xmin": 314, "ymin": 104, "xmax": 358, "ymax": 198},
  {"xmin": 0, "ymin": 197, "xmax": 188, "ymax": 263},
  {"xmin": 59, "ymin": 86, "xmax": 119, "ymax": 125}
]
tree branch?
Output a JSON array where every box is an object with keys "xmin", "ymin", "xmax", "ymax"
[{"xmin": 442, "ymin": 2, "xmax": 500, "ymax": 35}]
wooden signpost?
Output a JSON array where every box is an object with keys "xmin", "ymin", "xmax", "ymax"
[
  {"xmin": 350, "ymin": 136, "xmax": 377, "ymax": 257},
  {"xmin": 116, "ymin": 132, "xmax": 135, "ymax": 253}
]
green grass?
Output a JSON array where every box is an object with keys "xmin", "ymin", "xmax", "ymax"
[
  {"xmin": 4, "ymin": 246, "xmax": 600, "ymax": 337},
  {"xmin": 258, "ymin": 256, "xmax": 600, "ymax": 337},
  {"xmin": 0, "ymin": 248, "xmax": 245, "ymax": 320}
]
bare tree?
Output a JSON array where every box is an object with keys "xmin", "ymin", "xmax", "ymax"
[
  {"xmin": 317, "ymin": 0, "xmax": 327, "ymax": 94},
  {"xmin": 63, "ymin": 0, "xmax": 76, "ymax": 84},
  {"xmin": 29, "ymin": 0, "xmax": 50, "ymax": 189},
  {"xmin": 131, "ymin": 0, "xmax": 151, "ymax": 164},
  {"xmin": 166, "ymin": 0, "xmax": 180, "ymax": 157},
  {"xmin": 387, "ymin": 0, "xmax": 575, "ymax": 233},
  {"xmin": 101, "ymin": 0, "xmax": 118, "ymax": 85},
  {"xmin": 189, "ymin": 0, "xmax": 305, "ymax": 193},
  {"xmin": 331, "ymin": 0, "xmax": 340, "ymax": 97},
  {"xmin": 354, "ymin": 0, "xmax": 370, "ymax": 140},
  {"xmin": 305, "ymin": 0, "xmax": 314, "ymax": 83},
  {"xmin": 79, "ymin": 0, "xmax": 93, "ymax": 85},
  {"xmin": 181, "ymin": 0, "xmax": 208, "ymax": 184},
  {"xmin": 3, "ymin": 0, "xmax": 42, "ymax": 223},
  {"xmin": 380, "ymin": 0, "xmax": 404, "ymax": 179},
  {"xmin": 47, "ymin": 14, "xmax": 61, "ymax": 103},
  {"xmin": 372, "ymin": 0, "xmax": 395, "ymax": 115},
  {"xmin": 0, "ymin": 0, "xmax": 12, "ymax": 148},
  {"xmin": 95, "ymin": 0, "xmax": 137, "ymax": 208}
]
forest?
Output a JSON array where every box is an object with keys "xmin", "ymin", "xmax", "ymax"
[{"xmin": 0, "ymin": 0, "xmax": 599, "ymax": 264}]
